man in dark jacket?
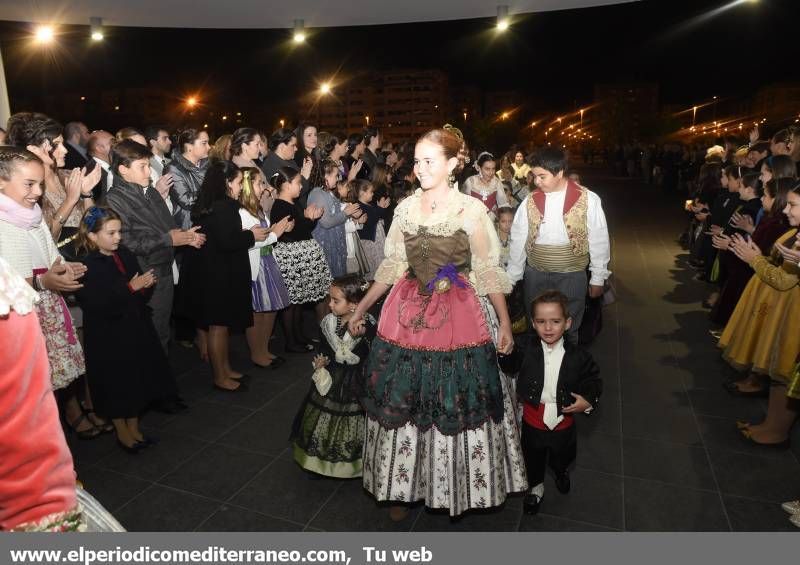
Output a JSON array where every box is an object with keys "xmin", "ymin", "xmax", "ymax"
[
  {"xmin": 499, "ymin": 290, "xmax": 601, "ymax": 516},
  {"xmin": 106, "ymin": 140, "xmax": 205, "ymax": 352},
  {"xmin": 62, "ymin": 121, "xmax": 90, "ymax": 170}
]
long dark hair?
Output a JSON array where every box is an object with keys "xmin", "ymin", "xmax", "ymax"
[
  {"xmin": 295, "ymin": 123, "xmax": 317, "ymax": 154},
  {"xmin": 310, "ymin": 159, "xmax": 340, "ymax": 191},
  {"xmin": 765, "ymin": 178, "xmax": 794, "ymax": 220},
  {"xmin": 191, "ymin": 160, "xmax": 241, "ymax": 220}
]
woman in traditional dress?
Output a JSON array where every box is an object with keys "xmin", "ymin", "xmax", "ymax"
[
  {"xmin": 348, "ymin": 129, "xmax": 527, "ymax": 519},
  {"xmin": 461, "ymin": 152, "xmax": 510, "ymax": 221}
]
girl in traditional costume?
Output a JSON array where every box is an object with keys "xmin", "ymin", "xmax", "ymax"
[{"xmin": 348, "ymin": 129, "xmax": 527, "ymax": 519}]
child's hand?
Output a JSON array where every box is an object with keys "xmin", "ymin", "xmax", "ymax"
[
  {"xmin": 129, "ymin": 269, "xmax": 157, "ymax": 292},
  {"xmin": 312, "ymin": 354, "xmax": 329, "ymax": 370},
  {"xmin": 562, "ymin": 393, "xmax": 591, "ymax": 414}
]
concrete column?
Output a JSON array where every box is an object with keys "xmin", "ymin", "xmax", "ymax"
[{"xmin": 0, "ymin": 45, "xmax": 10, "ymax": 128}]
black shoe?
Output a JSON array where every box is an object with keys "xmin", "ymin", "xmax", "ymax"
[
  {"xmin": 523, "ymin": 493, "xmax": 543, "ymax": 515},
  {"xmin": 555, "ymin": 472, "xmax": 571, "ymax": 494},
  {"xmin": 116, "ymin": 439, "xmax": 145, "ymax": 454},
  {"xmin": 267, "ymin": 356, "xmax": 287, "ymax": 370},
  {"xmin": 141, "ymin": 434, "xmax": 160, "ymax": 446},
  {"xmin": 213, "ymin": 381, "xmax": 248, "ymax": 393}
]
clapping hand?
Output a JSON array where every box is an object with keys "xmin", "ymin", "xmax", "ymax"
[
  {"xmin": 712, "ymin": 233, "xmax": 732, "ymax": 250},
  {"xmin": 347, "ymin": 160, "xmax": 363, "ymax": 181},
  {"xmin": 64, "ymin": 168, "xmax": 84, "ymax": 203},
  {"xmin": 304, "ymin": 204, "xmax": 324, "ymax": 220},
  {"xmin": 730, "ymin": 212, "xmax": 755, "ymax": 234},
  {"xmin": 170, "ymin": 226, "xmax": 206, "ymax": 248},
  {"xmin": 129, "ymin": 269, "xmax": 157, "ymax": 292},
  {"xmin": 301, "ymin": 157, "xmax": 313, "ymax": 180},
  {"xmin": 312, "ymin": 354, "xmax": 329, "ymax": 370},
  {"xmin": 155, "ymin": 173, "xmax": 174, "ymax": 198},
  {"xmin": 729, "ymin": 233, "xmax": 761, "ymax": 264},
  {"xmin": 41, "ymin": 257, "xmax": 84, "ymax": 292},
  {"xmin": 269, "ymin": 215, "xmax": 292, "ymax": 238},
  {"xmin": 251, "ymin": 225, "xmax": 270, "ymax": 242},
  {"xmin": 80, "ymin": 165, "xmax": 102, "ymax": 197},
  {"xmin": 775, "ymin": 235, "xmax": 800, "ymax": 265},
  {"xmin": 749, "ymin": 125, "xmax": 760, "ymax": 144},
  {"xmin": 705, "ymin": 225, "xmax": 724, "ymax": 236},
  {"xmin": 343, "ymin": 202, "xmax": 361, "ymax": 216},
  {"xmin": 377, "ymin": 196, "xmax": 391, "ymax": 209}
]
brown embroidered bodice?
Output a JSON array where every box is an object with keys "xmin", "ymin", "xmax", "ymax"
[{"xmin": 404, "ymin": 228, "xmax": 471, "ymax": 292}]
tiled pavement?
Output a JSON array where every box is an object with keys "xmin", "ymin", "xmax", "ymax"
[{"xmin": 68, "ymin": 168, "xmax": 800, "ymax": 531}]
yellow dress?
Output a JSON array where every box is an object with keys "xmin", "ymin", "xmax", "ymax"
[
  {"xmin": 718, "ymin": 229, "xmax": 800, "ymax": 382},
  {"xmin": 787, "ymin": 362, "xmax": 800, "ymax": 400}
]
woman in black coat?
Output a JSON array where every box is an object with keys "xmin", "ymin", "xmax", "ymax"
[{"xmin": 178, "ymin": 161, "xmax": 269, "ymax": 391}]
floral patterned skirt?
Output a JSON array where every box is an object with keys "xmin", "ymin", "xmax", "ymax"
[
  {"xmin": 273, "ymin": 240, "xmax": 332, "ymax": 305},
  {"xmin": 33, "ymin": 280, "xmax": 85, "ymax": 390},
  {"xmin": 361, "ymin": 287, "xmax": 527, "ymax": 515}
]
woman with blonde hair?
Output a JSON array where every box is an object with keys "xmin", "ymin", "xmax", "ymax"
[
  {"xmin": 238, "ymin": 167, "xmax": 292, "ymax": 369},
  {"xmin": 209, "ymin": 134, "xmax": 232, "ymax": 162}
]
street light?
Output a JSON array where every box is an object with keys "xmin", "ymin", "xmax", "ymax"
[
  {"xmin": 280, "ymin": 119, "xmax": 285, "ymax": 128},
  {"xmin": 34, "ymin": 26, "xmax": 54, "ymax": 44},
  {"xmin": 496, "ymin": 6, "xmax": 510, "ymax": 31},
  {"xmin": 501, "ymin": 111, "xmax": 509, "ymax": 120},
  {"xmin": 365, "ymin": 116, "xmax": 370, "ymax": 126},
  {"xmin": 90, "ymin": 17, "xmax": 104, "ymax": 41},
  {"xmin": 463, "ymin": 111, "xmax": 467, "ymax": 122},
  {"xmin": 186, "ymin": 96, "xmax": 198, "ymax": 108},
  {"xmin": 293, "ymin": 20, "xmax": 306, "ymax": 43},
  {"xmin": 320, "ymin": 82, "xmax": 331, "ymax": 95}
]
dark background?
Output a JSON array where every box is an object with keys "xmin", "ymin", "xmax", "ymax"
[{"xmin": 0, "ymin": 0, "xmax": 795, "ymax": 122}]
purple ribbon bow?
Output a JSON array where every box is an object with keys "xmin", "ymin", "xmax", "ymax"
[{"xmin": 426, "ymin": 263, "xmax": 467, "ymax": 293}]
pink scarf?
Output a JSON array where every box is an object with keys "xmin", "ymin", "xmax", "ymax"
[{"xmin": 0, "ymin": 192, "xmax": 43, "ymax": 230}]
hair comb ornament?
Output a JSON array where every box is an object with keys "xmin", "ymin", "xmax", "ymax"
[{"xmin": 83, "ymin": 207, "xmax": 106, "ymax": 231}]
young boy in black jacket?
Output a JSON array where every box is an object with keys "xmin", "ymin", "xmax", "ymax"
[{"xmin": 499, "ymin": 289, "xmax": 602, "ymax": 515}]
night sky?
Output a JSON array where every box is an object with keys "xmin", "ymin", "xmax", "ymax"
[{"xmin": 0, "ymin": 0, "xmax": 796, "ymax": 112}]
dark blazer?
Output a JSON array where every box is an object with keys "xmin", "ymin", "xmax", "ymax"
[
  {"xmin": 499, "ymin": 338, "xmax": 602, "ymax": 418},
  {"xmin": 106, "ymin": 176, "xmax": 176, "ymax": 275},
  {"xmin": 63, "ymin": 141, "xmax": 88, "ymax": 171}
]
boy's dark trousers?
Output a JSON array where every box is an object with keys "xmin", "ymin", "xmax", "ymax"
[{"xmin": 521, "ymin": 420, "xmax": 577, "ymax": 487}]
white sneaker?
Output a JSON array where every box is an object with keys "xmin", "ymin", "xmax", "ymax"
[
  {"xmin": 790, "ymin": 514, "xmax": 800, "ymax": 529},
  {"xmin": 781, "ymin": 500, "xmax": 800, "ymax": 515}
]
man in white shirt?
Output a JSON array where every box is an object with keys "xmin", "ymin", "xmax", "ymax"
[
  {"xmin": 145, "ymin": 125, "xmax": 172, "ymax": 182},
  {"xmin": 507, "ymin": 147, "xmax": 611, "ymax": 342},
  {"xmin": 86, "ymin": 130, "xmax": 114, "ymax": 199}
]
